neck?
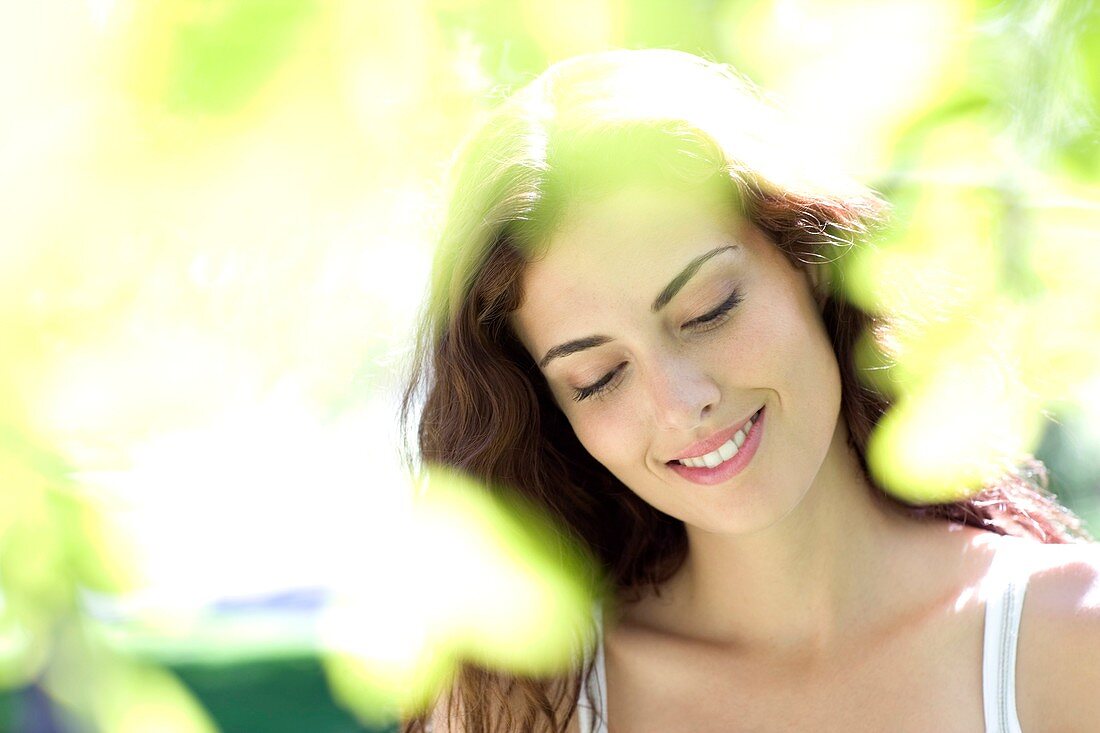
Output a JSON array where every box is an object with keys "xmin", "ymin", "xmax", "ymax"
[{"xmin": 627, "ymin": 419, "xmax": 939, "ymax": 657}]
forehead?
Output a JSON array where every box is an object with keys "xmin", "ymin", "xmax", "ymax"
[
  {"xmin": 512, "ymin": 184, "xmax": 747, "ymax": 345},
  {"xmin": 524, "ymin": 185, "xmax": 740, "ymax": 296}
]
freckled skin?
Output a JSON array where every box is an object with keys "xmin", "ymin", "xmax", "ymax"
[{"xmin": 511, "ymin": 184, "xmax": 841, "ymax": 536}]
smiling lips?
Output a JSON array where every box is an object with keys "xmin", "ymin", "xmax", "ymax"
[
  {"xmin": 675, "ymin": 409, "xmax": 760, "ymax": 468},
  {"xmin": 666, "ymin": 406, "xmax": 766, "ymax": 485}
]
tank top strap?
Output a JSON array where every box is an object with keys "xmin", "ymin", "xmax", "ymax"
[
  {"xmin": 982, "ymin": 539, "xmax": 1034, "ymax": 733},
  {"xmin": 577, "ymin": 603, "xmax": 609, "ymax": 733}
]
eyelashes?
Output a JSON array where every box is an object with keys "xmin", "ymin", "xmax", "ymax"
[
  {"xmin": 571, "ymin": 287, "xmax": 744, "ymax": 402},
  {"xmin": 572, "ymin": 362, "xmax": 626, "ymax": 402},
  {"xmin": 686, "ymin": 288, "xmax": 744, "ymax": 331}
]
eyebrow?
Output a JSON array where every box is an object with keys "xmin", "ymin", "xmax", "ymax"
[
  {"xmin": 537, "ymin": 244, "xmax": 738, "ymax": 369},
  {"xmin": 650, "ymin": 245, "xmax": 738, "ymax": 313},
  {"xmin": 538, "ymin": 335, "xmax": 613, "ymax": 368}
]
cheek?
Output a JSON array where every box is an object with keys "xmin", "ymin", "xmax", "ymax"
[
  {"xmin": 567, "ymin": 403, "xmax": 644, "ymax": 470},
  {"xmin": 729, "ymin": 297, "xmax": 799, "ymax": 369},
  {"xmin": 781, "ymin": 303, "xmax": 843, "ymax": 418},
  {"xmin": 732, "ymin": 290, "xmax": 839, "ymax": 406}
]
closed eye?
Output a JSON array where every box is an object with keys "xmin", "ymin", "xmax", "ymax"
[
  {"xmin": 572, "ymin": 362, "xmax": 626, "ymax": 402},
  {"xmin": 684, "ymin": 287, "xmax": 743, "ymax": 331},
  {"xmin": 570, "ymin": 288, "xmax": 743, "ymax": 403}
]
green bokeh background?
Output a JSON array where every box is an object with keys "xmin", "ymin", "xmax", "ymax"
[{"xmin": 0, "ymin": 0, "xmax": 1097, "ymax": 730}]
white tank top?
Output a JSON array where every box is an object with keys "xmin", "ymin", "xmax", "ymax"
[{"xmin": 577, "ymin": 542, "xmax": 1031, "ymax": 733}]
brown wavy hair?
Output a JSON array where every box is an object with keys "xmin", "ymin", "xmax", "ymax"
[{"xmin": 399, "ymin": 49, "xmax": 1089, "ymax": 733}]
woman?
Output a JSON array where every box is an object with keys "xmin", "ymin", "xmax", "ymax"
[{"xmin": 401, "ymin": 49, "xmax": 1100, "ymax": 732}]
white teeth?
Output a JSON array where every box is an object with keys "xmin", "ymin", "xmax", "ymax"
[
  {"xmin": 679, "ymin": 437, "xmax": 737, "ymax": 467},
  {"xmin": 676, "ymin": 409, "xmax": 760, "ymax": 468}
]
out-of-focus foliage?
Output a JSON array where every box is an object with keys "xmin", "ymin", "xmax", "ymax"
[
  {"xmin": 0, "ymin": 0, "xmax": 1097, "ymax": 729},
  {"xmin": 321, "ymin": 468, "xmax": 595, "ymax": 724},
  {"xmin": 834, "ymin": 0, "xmax": 1100, "ymax": 506}
]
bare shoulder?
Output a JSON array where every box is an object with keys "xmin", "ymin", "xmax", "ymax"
[
  {"xmin": 1014, "ymin": 538, "xmax": 1100, "ymax": 732},
  {"xmin": 1020, "ymin": 538, "xmax": 1100, "ymax": 632}
]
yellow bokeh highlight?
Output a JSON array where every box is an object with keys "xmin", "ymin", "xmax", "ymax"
[
  {"xmin": 1021, "ymin": 180, "xmax": 1100, "ymax": 400},
  {"xmin": 416, "ymin": 470, "xmax": 593, "ymax": 670},
  {"xmin": 867, "ymin": 328, "xmax": 1045, "ymax": 503},
  {"xmin": 320, "ymin": 467, "xmax": 596, "ymax": 722},
  {"xmin": 718, "ymin": 0, "xmax": 976, "ymax": 177},
  {"xmin": 521, "ymin": 0, "xmax": 626, "ymax": 61},
  {"xmin": 44, "ymin": 624, "xmax": 218, "ymax": 733},
  {"xmin": 842, "ymin": 120, "xmax": 1100, "ymax": 505},
  {"xmin": 0, "ymin": 613, "xmax": 48, "ymax": 691},
  {"xmin": 98, "ymin": 668, "xmax": 219, "ymax": 733}
]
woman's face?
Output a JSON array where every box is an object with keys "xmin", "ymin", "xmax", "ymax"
[{"xmin": 510, "ymin": 183, "xmax": 845, "ymax": 535}]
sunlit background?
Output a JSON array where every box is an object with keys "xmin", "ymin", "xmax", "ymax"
[{"xmin": 1, "ymin": 0, "xmax": 1098, "ymax": 730}]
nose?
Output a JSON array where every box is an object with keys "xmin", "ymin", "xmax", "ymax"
[{"xmin": 644, "ymin": 351, "xmax": 721, "ymax": 431}]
